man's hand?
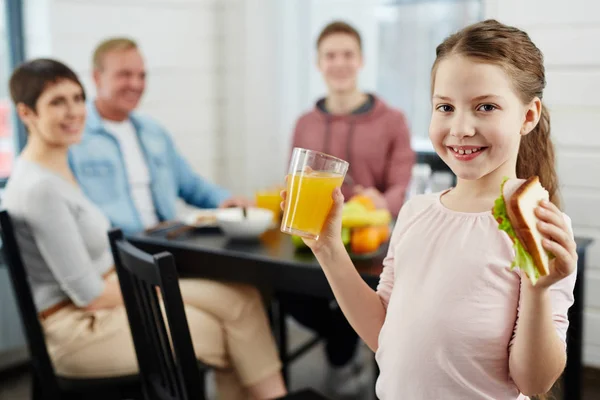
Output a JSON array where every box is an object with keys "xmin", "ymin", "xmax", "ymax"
[
  {"xmin": 353, "ymin": 185, "xmax": 388, "ymax": 210},
  {"xmin": 219, "ymin": 196, "xmax": 255, "ymax": 209}
]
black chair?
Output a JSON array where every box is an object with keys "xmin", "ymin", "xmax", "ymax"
[
  {"xmin": 109, "ymin": 228, "xmax": 209, "ymax": 400},
  {"xmin": 109, "ymin": 228, "xmax": 330, "ymax": 400},
  {"xmin": 0, "ymin": 210, "xmax": 141, "ymax": 400}
]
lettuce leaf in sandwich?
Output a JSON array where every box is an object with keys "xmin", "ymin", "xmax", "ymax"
[{"xmin": 492, "ymin": 178, "xmax": 541, "ymax": 286}]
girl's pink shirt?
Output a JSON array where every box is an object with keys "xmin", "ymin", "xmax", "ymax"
[{"xmin": 375, "ymin": 191, "xmax": 576, "ymax": 399}]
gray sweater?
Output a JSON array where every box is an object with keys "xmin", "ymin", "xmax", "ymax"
[{"xmin": 2, "ymin": 158, "xmax": 113, "ymax": 311}]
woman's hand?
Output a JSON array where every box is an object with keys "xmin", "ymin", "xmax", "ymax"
[{"xmin": 83, "ymin": 278, "xmax": 123, "ymax": 311}]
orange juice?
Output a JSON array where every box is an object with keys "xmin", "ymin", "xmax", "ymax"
[
  {"xmin": 281, "ymin": 171, "xmax": 344, "ymax": 239},
  {"xmin": 256, "ymin": 189, "xmax": 282, "ymax": 222}
]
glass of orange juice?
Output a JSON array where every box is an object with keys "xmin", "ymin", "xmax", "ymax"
[
  {"xmin": 256, "ymin": 187, "xmax": 283, "ymax": 223},
  {"xmin": 281, "ymin": 148, "xmax": 349, "ymax": 240}
]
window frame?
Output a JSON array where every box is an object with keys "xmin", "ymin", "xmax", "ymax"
[{"xmin": 1, "ymin": 0, "xmax": 26, "ymax": 187}]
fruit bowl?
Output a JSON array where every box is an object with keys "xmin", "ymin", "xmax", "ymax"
[{"xmin": 289, "ymin": 194, "xmax": 392, "ymax": 256}]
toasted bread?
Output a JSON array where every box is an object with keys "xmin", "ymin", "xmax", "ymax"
[{"xmin": 502, "ymin": 176, "xmax": 550, "ymax": 276}]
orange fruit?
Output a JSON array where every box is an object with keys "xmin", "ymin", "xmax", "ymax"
[
  {"xmin": 376, "ymin": 225, "xmax": 391, "ymax": 243},
  {"xmin": 351, "ymin": 226, "xmax": 381, "ymax": 254}
]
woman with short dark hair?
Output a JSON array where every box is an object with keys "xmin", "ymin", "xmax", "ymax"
[{"xmin": 4, "ymin": 58, "xmax": 287, "ymax": 400}]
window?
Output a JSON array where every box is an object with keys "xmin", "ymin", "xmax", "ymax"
[
  {"xmin": 1, "ymin": 0, "xmax": 14, "ymax": 178},
  {"xmin": 1, "ymin": 0, "xmax": 25, "ymax": 183},
  {"xmin": 375, "ymin": 0, "xmax": 483, "ymax": 148}
]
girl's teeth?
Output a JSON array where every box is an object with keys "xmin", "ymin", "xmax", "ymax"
[{"xmin": 452, "ymin": 147, "xmax": 482, "ymax": 154}]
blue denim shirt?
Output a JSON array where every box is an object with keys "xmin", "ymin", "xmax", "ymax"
[{"xmin": 68, "ymin": 101, "xmax": 230, "ymax": 235}]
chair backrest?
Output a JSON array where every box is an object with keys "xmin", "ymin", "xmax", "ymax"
[
  {"xmin": 0, "ymin": 210, "xmax": 62, "ymax": 398},
  {"xmin": 108, "ymin": 228, "xmax": 205, "ymax": 400}
]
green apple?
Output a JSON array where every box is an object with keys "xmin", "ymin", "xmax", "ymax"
[
  {"xmin": 341, "ymin": 227, "xmax": 351, "ymax": 246},
  {"xmin": 291, "ymin": 235, "xmax": 307, "ymax": 249},
  {"xmin": 292, "ymin": 228, "xmax": 350, "ymax": 249}
]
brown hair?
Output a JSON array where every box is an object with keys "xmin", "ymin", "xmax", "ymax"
[
  {"xmin": 316, "ymin": 21, "xmax": 362, "ymax": 50},
  {"xmin": 432, "ymin": 19, "xmax": 560, "ymax": 207},
  {"xmin": 9, "ymin": 58, "xmax": 85, "ymax": 111},
  {"xmin": 93, "ymin": 37, "xmax": 138, "ymax": 70}
]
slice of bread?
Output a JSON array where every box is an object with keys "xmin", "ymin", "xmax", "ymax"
[{"xmin": 502, "ymin": 176, "xmax": 550, "ymax": 276}]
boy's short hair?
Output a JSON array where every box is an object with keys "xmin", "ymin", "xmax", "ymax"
[
  {"xmin": 316, "ymin": 21, "xmax": 362, "ymax": 50},
  {"xmin": 9, "ymin": 58, "xmax": 85, "ymax": 111}
]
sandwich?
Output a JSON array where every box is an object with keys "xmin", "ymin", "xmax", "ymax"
[{"xmin": 492, "ymin": 176, "xmax": 553, "ymax": 286}]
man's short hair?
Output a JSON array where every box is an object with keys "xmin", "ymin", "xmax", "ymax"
[
  {"xmin": 316, "ymin": 21, "xmax": 362, "ymax": 50},
  {"xmin": 92, "ymin": 37, "xmax": 138, "ymax": 70},
  {"xmin": 9, "ymin": 58, "xmax": 85, "ymax": 111}
]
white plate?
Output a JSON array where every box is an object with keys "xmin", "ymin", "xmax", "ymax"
[{"xmin": 182, "ymin": 209, "xmax": 219, "ymax": 228}]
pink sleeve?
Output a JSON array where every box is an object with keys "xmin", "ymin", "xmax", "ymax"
[
  {"xmin": 288, "ymin": 118, "xmax": 303, "ymax": 164},
  {"xmin": 549, "ymin": 214, "xmax": 577, "ymax": 346},
  {"xmin": 548, "ymin": 266, "xmax": 577, "ymax": 346},
  {"xmin": 509, "ymin": 214, "xmax": 577, "ymax": 349},
  {"xmin": 383, "ymin": 111, "xmax": 415, "ymax": 217},
  {"xmin": 376, "ymin": 203, "xmax": 413, "ymax": 309},
  {"xmin": 291, "ymin": 118, "xmax": 302, "ymax": 147},
  {"xmin": 377, "ymin": 253, "xmax": 395, "ymax": 310}
]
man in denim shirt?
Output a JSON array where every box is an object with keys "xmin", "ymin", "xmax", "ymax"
[{"xmin": 69, "ymin": 38, "xmax": 248, "ymax": 235}]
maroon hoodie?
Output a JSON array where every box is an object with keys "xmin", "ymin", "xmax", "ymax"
[{"xmin": 291, "ymin": 94, "xmax": 415, "ymax": 216}]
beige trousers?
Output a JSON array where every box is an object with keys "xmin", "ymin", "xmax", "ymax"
[{"xmin": 41, "ymin": 277, "xmax": 282, "ymax": 400}]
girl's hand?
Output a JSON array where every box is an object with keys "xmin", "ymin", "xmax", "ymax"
[
  {"xmin": 280, "ymin": 187, "xmax": 345, "ymax": 255},
  {"xmin": 532, "ymin": 200, "xmax": 577, "ymax": 289}
]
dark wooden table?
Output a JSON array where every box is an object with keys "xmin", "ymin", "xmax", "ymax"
[
  {"xmin": 131, "ymin": 228, "xmax": 386, "ymax": 298},
  {"xmin": 130, "ymin": 227, "xmax": 592, "ymax": 400}
]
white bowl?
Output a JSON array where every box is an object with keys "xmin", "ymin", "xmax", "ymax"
[{"xmin": 215, "ymin": 207, "xmax": 274, "ymax": 239}]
